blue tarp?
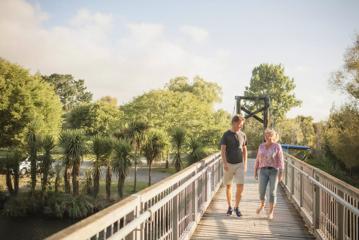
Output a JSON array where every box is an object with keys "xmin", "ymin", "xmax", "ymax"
[{"xmin": 280, "ymin": 144, "xmax": 310, "ymax": 150}]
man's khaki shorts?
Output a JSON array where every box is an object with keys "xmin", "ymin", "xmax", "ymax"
[{"xmin": 223, "ymin": 162, "xmax": 245, "ymax": 185}]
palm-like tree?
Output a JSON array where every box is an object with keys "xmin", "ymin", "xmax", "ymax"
[
  {"xmin": 60, "ymin": 131, "xmax": 73, "ymax": 193},
  {"xmin": 128, "ymin": 121, "xmax": 149, "ymax": 192},
  {"xmin": 112, "ymin": 139, "xmax": 132, "ymax": 198},
  {"xmin": 40, "ymin": 135, "xmax": 55, "ymax": 195},
  {"xmin": 60, "ymin": 129, "xmax": 86, "ymax": 196},
  {"xmin": 27, "ymin": 130, "xmax": 39, "ymax": 194},
  {"xmin": 143, "ymin": 130, "xmax": 166, "ymax": 185},
  {"xmin": 171, "ymin": 127, "xmax": 186, "ymax": 172},
  {"xmin": 187, "ymin": 136, "xmax": 206, "ymax": 165},
  {"xmin": 91, "ymin": 135, "xmax": 113, "ymax": 198}
]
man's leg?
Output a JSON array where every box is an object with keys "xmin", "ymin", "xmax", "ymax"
[
  {"xmin": 226, "ymin": 184, "xmax": 232, "ymax": 207},
  {"xmin": 234, "ymin": 184, "xmax": 244, "ymax": 208}
]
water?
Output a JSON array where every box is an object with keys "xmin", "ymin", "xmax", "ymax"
[{"xmin": 0, "ymin": 215, "xmax": 78, "ymax": 240}]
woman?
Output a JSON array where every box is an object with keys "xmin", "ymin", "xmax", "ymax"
[{"xmin": 254, "ymin": 129, "xmax": 284, "ymax": 220}]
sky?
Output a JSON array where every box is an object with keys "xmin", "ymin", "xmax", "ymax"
[{"xmin": 0, "ymin": 0, "xmax": 358, "ymax": 121}]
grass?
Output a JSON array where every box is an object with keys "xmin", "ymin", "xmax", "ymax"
[{"xmin": 97, "ymin": 180, "xmax": 149, "ymax": 200}]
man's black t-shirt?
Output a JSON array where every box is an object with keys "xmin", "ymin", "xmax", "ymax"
[{"xmin": 220, "ymin": 130, "xmax": 247, "ymax": 164}]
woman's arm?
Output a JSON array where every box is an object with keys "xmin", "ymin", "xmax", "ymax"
[
  {"xmin": 254, "ymin": 145, "xmax": 261, "ymax": 179},
  {"xmin": 276, "ymin": 144, "xmax": 285, "ymax": 181}
]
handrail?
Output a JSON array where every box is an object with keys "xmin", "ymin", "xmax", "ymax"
[
  {"xmin": 282, "ymin": 152, "xmax": 359, "ymax": 240},
  {"xmin": 47, "ymin": 152, "xmax": 223, "ymax": 240},
  {"xmin": 285, "ymin": 158, "xmax": 359, "ymax": 216}
]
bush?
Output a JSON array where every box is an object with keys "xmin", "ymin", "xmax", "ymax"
[{"xmin": 43, "ymin": 192, "xmax": 95, "ymax": 219}]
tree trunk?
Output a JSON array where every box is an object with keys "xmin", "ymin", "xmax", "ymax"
[
  {"xmin": 64, "ymin": 163, "xmax": 71, "ymax": 193},
  {"xmin": 30, "ymin": 156, "xmax": 37, "ymax": 194},
  {"xmin": 13, "ymin": 164, "xmax": 19, "ymax": 195},
  {"xmin": 93, "ymin": 166, "xmax": 100, "ymax": 197},
  {"xmin": 106, "ymin": 165, "xmax": 112, "ymax": 200},
  {"xmin": 165, "ymin": 152, "xmax": 169, "ymax": 169},
  {"xmin": 5, "ymin": 168, "xmax": 14, "ymax": 195},
  {"xmin": 148, "ymin": 163, "xmax": 152, "ymax": 186},
  {"xmin": 72, "ymin": 159, "xmax": 80, "ymax": 196},
  {"xmin": 42, "ymin": 164, "xmax": 49, "ymax": 195},
  {"xmin": 133, "ymin": 149, "xmax": 138, "ymax": 192},
  {"xmin": 55, "ymin": 173, "xmax": 60, "ymax": 193},
  {"xmin": 118, "ymin": 174, "xmax": 125, "ymax": 198}
]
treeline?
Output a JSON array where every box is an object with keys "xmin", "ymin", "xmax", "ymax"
[{"xmin": 0, "ymin": 59, "xmax": 229, "ymax": 218}]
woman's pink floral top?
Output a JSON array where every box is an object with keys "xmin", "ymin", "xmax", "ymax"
[{"xmin": 254, "ymin": 143, "xmax": 284, "ymax": 170}]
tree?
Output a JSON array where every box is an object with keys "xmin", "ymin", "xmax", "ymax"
[
  {"xmin": 112, "ymin": 139, "xmax": 132, "ymax": 198},
  {"xmin": 40, "ymin": 135, "xmax": 55, "ymax": 195},
  {"xmin": 295, "ymin": 116, "xmax": 315, "ymax": 147},
  {"xmin": 60, "ymin": 129, "xmax": 87, "ymax": 195},
  {"xmin": 171, "ymin": 127, "xmax": 186, "ymax": 172},
  {"xmin": 0, "ymin": 59, "xmax": 62, "ymax": 149},
  {"xmin": 244, "ymin": 64, "xmax": 302, "ymax": 124},
  {"xmin": 187, "ymin": 136, "xmax": 207, "ymax": 165},
  {"xmin": 66, "ymin": 100, "xmax": 123, "ymax": 136},
  {"xmin": 143, "ymin": 130, "xmax": 166, "ymax": 185},
  {"xmin": 166, "ymin": 76, "xmax": 222, "ymax": 106},
  {"xmin": 127, "ymin": 121, "xmax": 149, "ymax": 192},
  {"xmin": 91, "ymin": 135, "xmax": 113, "ymax": 198},
  {"xmin": 331, "ymin": 34, "xmax": 359, "ymax": 101},
  {"xmin": 325, "ymin": 104, "xmax": 359, "ymax": 174},
  {"xmin": 42, "ymin": 74, "xmax": 92, "ymax": 111},
  {"xmin": 27, "ymin": 130, "xmax": 39, "ymax": 195}
]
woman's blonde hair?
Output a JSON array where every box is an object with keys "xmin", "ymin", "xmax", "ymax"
[{"xmin": 264, "ymin": 128, "xmax": 279, "ymax": 143}]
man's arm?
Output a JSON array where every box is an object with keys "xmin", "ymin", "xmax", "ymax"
[{"xmin": 221, "ymin": 144, "xmax": 229, "ymax": 171}]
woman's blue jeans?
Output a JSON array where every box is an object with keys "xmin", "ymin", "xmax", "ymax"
[{"xmin": 259, "ymin": 167, "xmax": 279, "ymax": 204}]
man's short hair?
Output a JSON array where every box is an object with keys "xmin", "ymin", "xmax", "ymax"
[{"xmin": 231, "ymin": 114, "xmax": 245, "ymax": 123}]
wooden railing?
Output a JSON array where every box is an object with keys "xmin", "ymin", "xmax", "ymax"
[
  {"xmin": 46, "ymin": 152, "xmax": 223, "ymax": 240},
  {"xmin": 282, "ymin": 152, "xmax": 359, "ymax": 240}
]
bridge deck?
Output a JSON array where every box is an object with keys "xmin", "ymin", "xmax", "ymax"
[{"xmin": 191, "ymin": 159, "xmax": 315, "ymax": 240}]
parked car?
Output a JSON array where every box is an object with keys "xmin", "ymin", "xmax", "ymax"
[{"xmin": 19, "ymin": 157, "xmax": 31, "ymax": 175}]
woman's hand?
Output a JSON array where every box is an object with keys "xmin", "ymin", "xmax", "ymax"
[
  {"xmin": 254, "ymin": 170, "xmax": 258, "ymax": 180},
  {"xmin": 278, "ymin": 171, "xmax": 283, "ymax": 182}
]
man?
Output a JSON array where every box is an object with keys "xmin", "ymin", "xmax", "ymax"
[{"xmin": 220, "ymin": 114, "xmax": 247, "ymax": 217}]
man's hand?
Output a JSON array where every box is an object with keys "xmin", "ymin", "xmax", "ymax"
[{"xmin": 224, "ymin": 162, "xmax": 229, "ymax": 171}]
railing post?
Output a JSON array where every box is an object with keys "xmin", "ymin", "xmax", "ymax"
[
  {"xmin": 192, "ymin": 167, "xmax": 198, "ymax": 221},
  {"xmin": 134, "ymin": 195, "xmax": 143, "ymax": 240},
  {"xmin": 300, "ymin": 166, "xmax": 304, "ymax": 207},
  {"xmin": 337, "ymin": 189, "xmax": 344, "ymax": 240},
  {"xmin": 172, "ymin": 183, "xmax": 179, "ymax": 240},
  {"xmin": 291, "ymin": 159, "xmax": 295, "ymax": 195},
  {"xmin": 313, "ymin": 171, "xmax": 320, "ymax": 230},
  {"xmin": 285, "ymin": 156, "xmax": 288, "ymax": 186}
]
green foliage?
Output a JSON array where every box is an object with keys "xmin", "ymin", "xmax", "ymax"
[
  {"xmin": 59, "ymin": 129, "xmax": 87, "ymax": 195},
  {"xmin": 244, "ymin": 63, "xmax": 302, "ymax": 123},
  {"xmin": 112, "ymin": 139, "xmax": 132, "ymax": 197},
  {"xmin": 166, "ymin": 76, "xmax": 222, "ymax": 105},
  {"xmin": 40, "ymin": 135, "xmax": 56, "ymax": 194},
  {"xmin": 325, "ymin": 104, "xmax": 359, "ymax": 171},
  {"xmin": 171, "ymin": 127, "xmax": 186, "ymax": 172},
  {"xmin": 65, "ymin": 101, "xmax": 123, "ymax": 136},
  {"xmin": 42, "ymin": 74, "xmax": 92, "ymax": 111},
  {"xmin": 43, "ymin": 192, "xmax": 94, "ymax": 219},
  {"xmin": 2, "ymin": 193, "xmax": 42, "ymax": 217},
  {"xmin": 331, "ymin": 34, "xmax": 359, "ymax": 101},
  {"xmin": 0, "ymin": 58, "xmax": 63, "ymax": 148},
  {"xmin": 187, "ymin": 136, "xmax": 207, "ymax": 165},
  {"xmin": 91, "ymin": 135, "xmax": 113, "ymax": 197},
  {"xmin": 143, "ymin": 129, "xmax": 167, "ymax": 184}
]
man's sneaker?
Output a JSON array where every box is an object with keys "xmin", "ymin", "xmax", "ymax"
[
  {"xmin": 226, "ymin": 207, "xmax": 233, "ymax": 216},
  {"xmin": 234, "ymin": 207, "xmax": 242, "ymax": 217}
]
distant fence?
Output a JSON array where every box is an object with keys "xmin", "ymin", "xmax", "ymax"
[
  {"xmin": 47, "ymin": 152, "xmax": 223, "ymax": 240},
  {"xmin": 282, "ymin": 152, "xmax": 359, "ymax": 240}
]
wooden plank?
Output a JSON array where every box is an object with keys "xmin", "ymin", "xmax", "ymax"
[{"xmin": 191, "ymin": 159, "xmax": 315, "ymax": 240}]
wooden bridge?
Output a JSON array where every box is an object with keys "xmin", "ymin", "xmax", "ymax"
[{"xmin": 47, "ymin": 152, "xmax": 359, "ymax": 240}]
